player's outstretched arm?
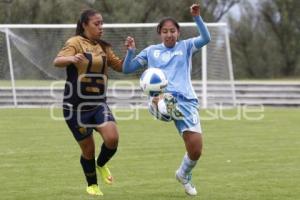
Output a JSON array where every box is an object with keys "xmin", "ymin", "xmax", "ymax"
[
  {"xmin": 190, "ymin": 3, "xmax": 211, "ymax": 48},
  {"xmin": 122, "ymin": 36, "xmax": 143, "ymax": 74}
]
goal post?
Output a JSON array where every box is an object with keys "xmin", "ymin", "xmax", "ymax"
[
  {"xmin": 0, "ymin": 23, "xmax": 236, "ymax": 108},
  {"xmin": 5, "ymin": 28, "xmax": 17, "ymax": 107}
]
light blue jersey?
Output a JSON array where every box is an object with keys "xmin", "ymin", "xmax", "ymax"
[
  {"xmin": 123, "ymin": 16, "xmax": 210, "ymax": 102},
  {"xmin": 123, "ymin": 16, "xmax": 210, "ymax": 134},
  {"xmin": 135, "ymin": 39, "xmax": 199, "ymax": 99}
]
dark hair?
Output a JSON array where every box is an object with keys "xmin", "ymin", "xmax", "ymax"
[
  {"xmin": 76, "ymin": 9, "xmax": 99, "ymax": 36},
  {"xmin": 75, "ymin": 9, "xmax": 111, "ymax": 51},
  {"xmin": 156, "ymin": 17, "xmax": 180, "ymax": 34}
]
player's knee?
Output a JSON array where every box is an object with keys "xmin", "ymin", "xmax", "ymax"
[
  {"xmin": 189, "ymin": 148, "xmax": 202, "ymax": 160},
  {"xmin": 81, "ymin": 147, "xmax": 95, "ymax": 159},
  {"xmin": 105, "ymin": 134, "xmax": 119, "ymax": 149},
  {"xmin": 79, "ymin": 139, "xmax": 95, "ymax": 159},
  {"xmin": 196, "ymin": 149, "xmax": 202, "ymax": 159}
]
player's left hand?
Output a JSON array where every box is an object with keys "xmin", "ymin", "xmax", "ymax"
[{"xmin": 190, "ymin": 3, "xmax": 201, "ymax": 16}]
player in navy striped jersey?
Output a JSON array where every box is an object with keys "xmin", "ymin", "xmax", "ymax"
[{"xmin": 53, "ymin": 9, "xmax": 130, "ymax": 196}]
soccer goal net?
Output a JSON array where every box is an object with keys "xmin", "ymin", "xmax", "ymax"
[{"xmin": 0, "ymin": 23, "xmax": 236, "ymax": 108}]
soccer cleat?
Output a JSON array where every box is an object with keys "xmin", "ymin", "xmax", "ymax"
[
  {"xmin": 175, "ymin": 170, "xmax": 197, "ymax": 196},
  {"xmin": 163, "ymin": 93, "xmax": 184, "ymax": 119},
  {"xmin": 97, "ymin": 165, "xmax": 113, "ymax": 185},
  {"xmin": 86, "ymin": 184, "xmax": 103, "ymax": 196},
  {"xmin": 150, "ymin": 104, "xmax": 172, "ymax": 122}
]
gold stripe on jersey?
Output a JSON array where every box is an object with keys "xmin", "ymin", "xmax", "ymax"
[
  {"xmin": 80, "ymin": 77, "xmax": 92, "ymax": 83},
  {"xmin": 57, "ymin": 35, "xmax": 123, "ymax": 103},
  {"xmin": 86, "ymin": 87, "xmax": 100, "ymax": 93},
  {"xmin": 57, "ymin": 35, "xmax": 123, "ymax": 75},
  {"xmin": 96, "ymin": 79, "xmax": 105, "ymax": 84}
]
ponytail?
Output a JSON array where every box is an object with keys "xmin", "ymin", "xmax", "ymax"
[{"xmin": 75, "ymin": 9, "xmax": 99, "ymax": 36}]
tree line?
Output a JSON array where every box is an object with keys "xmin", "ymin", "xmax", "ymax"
[{"xmin": 0, "ymin": 0, "xmax": 299, "ymax": 79}]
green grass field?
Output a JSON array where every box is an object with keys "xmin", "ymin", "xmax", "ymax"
[{"xmin": 0, "ymin": 108, "xmax": 299, "ymax": 200}]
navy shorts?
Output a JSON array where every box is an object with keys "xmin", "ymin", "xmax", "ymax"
[{"xmin": 63, "ymin": 103, "xmax": 115, "ymax": 141}]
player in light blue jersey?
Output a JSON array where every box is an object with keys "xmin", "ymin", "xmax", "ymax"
[{"xmin": 123, "ymin": 3, "xmax": 210, "ymax": 196}]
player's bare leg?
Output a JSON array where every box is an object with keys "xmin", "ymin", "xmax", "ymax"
[
  {"xmin": 176, "ymin": 131, "xmax": 203, "ymax": 196},
  {"xmin": 95, "ymin": 122, "xmax": 119, "ymax": 185},
  {"xmin": 78, "ymin": 136, "xmax": 103, "ymax": 195}
]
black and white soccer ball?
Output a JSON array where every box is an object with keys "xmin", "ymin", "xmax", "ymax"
[{"xmin": 139, "ymin": 68, "xmax": 168, "ymax": 96}]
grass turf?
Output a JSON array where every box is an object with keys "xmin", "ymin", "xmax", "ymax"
[{"xmin": 0, "ymin": 108, "xmax": 299, "ymax": 200}]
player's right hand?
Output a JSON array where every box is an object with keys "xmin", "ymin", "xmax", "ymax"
[
  {"xmin": 125, "ymin": 36, "xmax": 136, "ymax": 50},
  {"xmin": 70, "ymin": 53, "xmax": 86, "ymax": 64}
]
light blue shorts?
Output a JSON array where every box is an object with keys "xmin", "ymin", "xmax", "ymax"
[
  {"xmin": 173, "ymin": 96, "xmax": 202, "ymax": 135},
  {"xmin": 148, "ymin": 94, "xmax": 202, "ymax": 135}
]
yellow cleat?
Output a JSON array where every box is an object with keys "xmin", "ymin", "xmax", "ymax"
[
  {"xmin": 86, "ymin": 184, "xmax": 103, "ymax": 196},
  {"xmin": 97, "ymin": 165, "xmax": 113, "ymax": 185}
]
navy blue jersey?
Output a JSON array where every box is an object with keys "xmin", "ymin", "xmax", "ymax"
[{"xmin": 57, "ymin": 36, "xmax": 123, "ymax": 110}]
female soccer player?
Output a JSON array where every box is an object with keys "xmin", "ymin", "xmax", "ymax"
[
  {"xmin": 123, "ymin": 3, "xmax": 211, "ymax": 196},
  {"xmin": 53, "ymin": 9, "xmax": 129, "ymax": 196}
]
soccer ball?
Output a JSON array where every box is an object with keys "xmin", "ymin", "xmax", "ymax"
[{"xmin": 139, "ymin": 68, "xmax": 168, "ymax": 96}]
